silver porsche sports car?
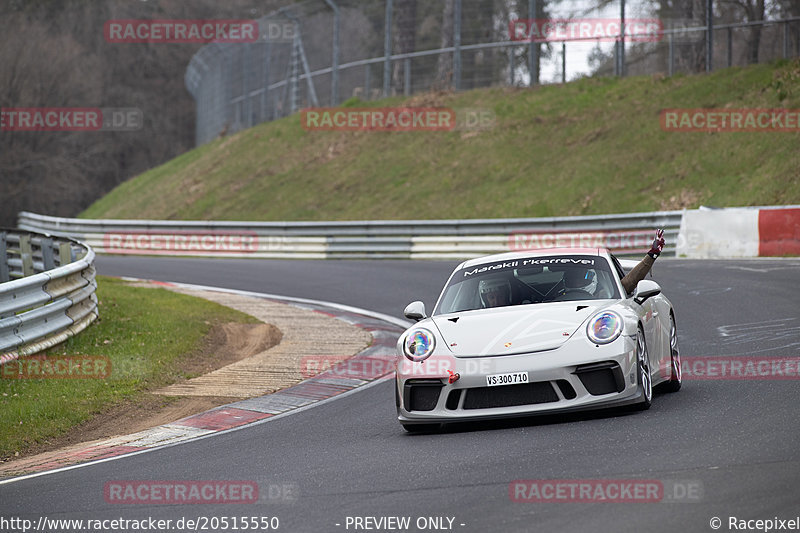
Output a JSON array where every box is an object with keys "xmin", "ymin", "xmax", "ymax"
[{"xmin": 395, "ymin": 247, "xmax": 681, "ymax": 432}]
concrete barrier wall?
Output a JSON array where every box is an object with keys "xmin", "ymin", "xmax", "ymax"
[{"xmin": 676, "ymin": 206, "xmax": 800, "ymax": 258}]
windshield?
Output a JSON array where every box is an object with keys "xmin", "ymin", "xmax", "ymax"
[{"xmin": 434, "ymin": 255, "xmax": 620, "ymax": 315}]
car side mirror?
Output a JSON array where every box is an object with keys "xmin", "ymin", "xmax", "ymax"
[
  {"xmin": 403, "ymin": 301, "xmax": 427, "ymax": 322},
  {"xmin": 633, "ymin": 280, "xmax": 661, "ymax": 305}
]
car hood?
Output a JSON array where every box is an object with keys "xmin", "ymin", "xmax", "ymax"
[{"xmin": 430, "ymin": 301, "xmax": 612, "ymax": 357}]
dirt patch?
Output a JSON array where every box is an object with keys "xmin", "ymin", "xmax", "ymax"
[
  {"xmin": 2, "ymin": 321, "xmax": 281, "ymax": 463},
  {"xmin": 659, "ymin": 188, "xmax": 703, "ymax": 210},
  {"xmin": 182, "ymin": 322, "xmax": 281, "ymax": 378}
]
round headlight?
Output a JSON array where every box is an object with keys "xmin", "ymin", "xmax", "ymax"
[
  {"xmin": 403, "ymin": 329, "xmax": 436, "ymax": 361},
  {"xmin": 587, "ymin": 311, "xmax": 623, "ymax": 345}
]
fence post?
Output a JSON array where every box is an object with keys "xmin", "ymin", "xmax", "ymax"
[
  {"xmin": 262, "ymin": 38, "xmax": 271, "ymax": 123},
  {"xmin": 784, "ymin": 21, "xmax": 789, "ymax": 59},
  {"xmin": 243, "ymin": 43, "xmax": 252, "ymax": 127},
  {"xmin": 727, "ymin": 27, "xmax": 732, "ymax": 67},
  {"xmin": 0, "ymin": 232, "xmax": 8, "ymax": 283},
  {"xmin": 404, "ymin": 57, "xmax": 411, "ymax": 95},
  {"xmin": 528, "ymin": 0, "xmax": 539, "ymax": 85},
  {"xmin": 620, "ymin": 0, "xmax": 625, "ymax": 76},
  {"xmin": 290, "ymin": 31, "xmax": 299, "ymax": 113},
  {"xmin": 19, "ymin": 234, "xmax": 34, "ymax": 277},
  {"xmin": 454, "ymin": 0, "xmax": 462, "ymax": 91},
  {"xmin": 325, "ymin": 0, "xmax": 340, "ymax": 105},
  {"xmin": 509, "ymin": 47, "xmax": 515, "ymax": 85},
  {"xmin": 365, "ymin": 65, "xmax": 371, "ymax": 100},
  {"xmin": 383, "ymin": 0, "xmax": 393, "ymax": 97},
  {"xmin": 668, "ymin": 31, "xmax": 674, "ymax": 76},
  {"xmin": 706, "ymin": 0, "xmax": 713, "ymax": 72},
  {"xmin": 561, "ymin": 42, "xmax": 566, "ymax": 83}
]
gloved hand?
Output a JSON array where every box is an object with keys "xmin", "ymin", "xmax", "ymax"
[{"xmin": 648, "ymin": 229, "xmax": 665, "ymax": 258}]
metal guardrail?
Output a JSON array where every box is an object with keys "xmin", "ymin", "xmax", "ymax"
[
  {"xmin": 0, "ymin": 229, "xmax": 99, "ymax": 365},
  {"xmin": 17, "ymin": 210, "xmax": 683, "ymax": 260}
]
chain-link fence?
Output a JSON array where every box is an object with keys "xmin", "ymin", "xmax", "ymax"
[{"xmin": 185, "ymin": 0, "xmax": 800, "ymax": 146}]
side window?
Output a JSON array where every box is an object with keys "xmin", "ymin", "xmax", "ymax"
[{"xmin": 609, "ymin": 254, "xmax": 626, "ymax": 281}]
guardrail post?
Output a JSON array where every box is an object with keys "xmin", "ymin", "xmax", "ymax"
[
  {"xmin": 58, "ymin": 242, "xmax": 73, "ymax": 266},
  {"xmin": 41, "ymin": 237, "xmax": 55, "ymax": 271},
  {"xmin": 365, "ymin": 65, "xmax": 371, "ymax": 100},
  {"xmin": 561, "ymin": 42, "xmax": 566, "ymax": 83},
  {"xmin": 0, "ymin": 232, "xmax": 8, "ymax": 283},
  {"xmin": 19, "ymin": 234, "xmax": 34, "ymax": 277}
]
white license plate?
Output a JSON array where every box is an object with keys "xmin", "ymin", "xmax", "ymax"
[{"xmin": 486, "ymin": 372, "xmax": 529, "ymax": 387}]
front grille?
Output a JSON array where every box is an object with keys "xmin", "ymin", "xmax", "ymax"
[
  {"xmin": 405, "ymin": 381, "xmax": 444, "ymax": 412},
  {"xmin": 574, "ymin": 361, "xmax": 625, "ymax": 395},
  {"xmin": 462, "ymin": 382, "xmax": 559, "ymax": 410}
]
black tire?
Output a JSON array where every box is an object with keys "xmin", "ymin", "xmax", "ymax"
[
  {"xmin": 658, "ymin": 313, "xmax": 682, "ymax": 393},
  {"xmin": 634, "ymin": 325, "xmax": 653, "ymax": 410}
]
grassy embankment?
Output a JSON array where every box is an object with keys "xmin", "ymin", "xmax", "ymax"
[
  {"xmin": 82, "ymin": 60, "xmax": 800, "ymax": 221},
  {"xmin": 0, "ymin": 277, "xmax": 259, "ymax": 459}
]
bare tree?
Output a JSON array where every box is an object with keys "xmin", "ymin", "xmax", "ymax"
[
  {"xmin": 392, "ymin": 0, "xmax": 418, "ymax": 93},
  {"xmin": 435, "ymin": 0, "xmax": 456, "ymax": 88}
]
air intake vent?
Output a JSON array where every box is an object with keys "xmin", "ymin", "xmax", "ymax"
[
  {"xmin": 574, "ymin": 361, "xmax": 625, "ymax": 395},
  {"xmin": 463, "ymin": 382, "xmax": 559, "ymax": 410},
  {"xmin": 405, "ymin": 381, "xmax": 444, "ymax": 412}
]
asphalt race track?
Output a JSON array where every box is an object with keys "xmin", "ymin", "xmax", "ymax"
[{"xmin": 2, "ymin": 257, "xmax": 799, "ymax": 533}]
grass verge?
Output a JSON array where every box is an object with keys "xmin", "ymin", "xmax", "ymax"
[
  {"xmin": 81, "ymin": 60, "xmax": 800, "ymax": 221},
  {"xmin": 0, "ymin": 277, "xmax": 259, "ymax": 460}
]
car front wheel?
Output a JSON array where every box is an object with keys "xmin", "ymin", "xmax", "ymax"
[
  {"xmin": 634, "ymin": 325, "xmax": 652, "ymax": 410},
  {"xmin": 657, "ymin": 313, "xmax": 682, "ymax": 393}
]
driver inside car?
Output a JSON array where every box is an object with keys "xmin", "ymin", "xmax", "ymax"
[
  {"xmin": 562, "ymin": 268, "xmax": 596, "ymax": 295},
  {"xmin": 479, "ymin": 277, "xmax": 512, "ymax": 308}
]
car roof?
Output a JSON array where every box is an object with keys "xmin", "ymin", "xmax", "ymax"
[{"xmin": 456, "ymin": 247, "xmax": 610, "ymax": 270}]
